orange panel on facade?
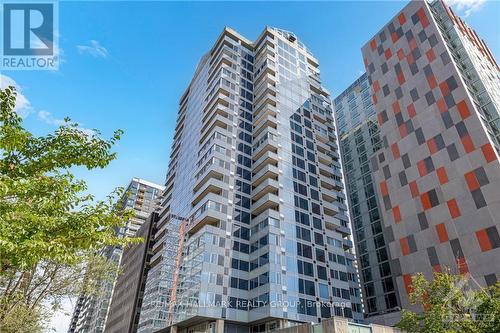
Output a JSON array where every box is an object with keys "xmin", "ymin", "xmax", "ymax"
[
  {"xmin": 461, "ymin": 134, "xmax": 475, "ymax": 153},
  {"xmin": 464, "ymin": 171, "xmax": 480, "ymax": 191},
  {"xmin": 409, "ymin": 181, "xmax": 419, "ymax": 198},
  {"xmin": 481, "ymin": 143, "xmax": 497, "ymax": 163},
  {"xmin": 391, "ymin": 143, "xmax": 401, "ymax": 159},
  {"xmin": 457, "ymin": 100, "xmax": 471, "ymax": 119},
  {"xmin": 380, "ymin": 181, "xmax": 389, "ymax": 196},
  {"xmin": 436, "ymin": 167, "xmax": 448, "ymax": 184},
  {"xmin": 420, "ymin": 192, "xmax": 432, "ymax": 210},
  {"xmin": 400, "ymin": 237, "xmax": 410, "ymax": 256},
  {"xmin": 393, "ymin": 206, "xmax": 402, "ymax": 224},
  {"xmin": 447, "ymin": 199, "xmax": 461, "ymax": 218},
  {"xmin": 398, "ymin": 12, "xmax": 406, "ymax": 25},
  {"xmin": 426, "ymin": 49, "xmax": 436, "ymax": 62},
  {"xmin": 436, "ymin": 223, "xmax": 449, "ymax": 243},
  {"xmin": 475, "ymin": 229, "xmax": 493, "ymax": 252}
]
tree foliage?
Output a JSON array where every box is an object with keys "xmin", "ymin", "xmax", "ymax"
[
  {"xmin": 0, "ymin": 86, "xmax": 137, "ymax": 331},
  {"xmin": 396, "ymin": 271, "xmax": 500, "ymax": 333}
]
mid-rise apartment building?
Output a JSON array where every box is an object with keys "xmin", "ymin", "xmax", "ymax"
[
  {"xmin": 139, "ymin": 27, "xmax": 362, "ymax": 333},
  {"xmin": 69, "ymin": 178, "xmax": 164, "ymax": 333},
  {"xmin": 334, "ymin": 74, "xmax": 401, "ymax": 325},
  {"xmin": 361, "ymin": 0, "xmax": 500, "ymax": 311},
  {"xmin": 104, "ymin": 212, "xmax": 160, "ymax": 333}
]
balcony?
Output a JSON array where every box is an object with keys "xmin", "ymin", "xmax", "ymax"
[
  {"xmin": 254, "ymin": 104, "xmax": 277, "ymax": 123},
  {"xmin": 342, "ymin": 239, "xmax": 354, "ymax": 250},
  {"xmin": 323, "ymin": 201, "xmax": 338, "ymax": 217},
  {"xmin": 325, "ymin": 218, "xmax": 351, "ymax": 236},
  {"xmin": 252, "ymin": 178, "xmax": 279, "ymax": 201},
  {"xmin": 187, "ymin": 197, "xmax": 227, "ymax": 235},
  {"xmin": 200, "ymin": 114, "xmax": 233, "ymax": 143},
  {"xmin": 321, "ymin": 188, "xmax": 337, "ymax": 203},
  {"xmin": 317, "ymin": 151, "xmax": 333, "ymax": 165},
  {"xmin": 253, "ymin": 134, "xmax": 278, "ymax": 161},
  {"xmin": 316, "ymin": 140, "xmax": 330, "ymax": 154},
  {"xmin": 193, "ymin": 160, "xmax": 226, "ymax": 192},
  {"xmin": 253, "ymin": 164, "xmax": 279, "ymax": 187},
  {"xmin": 254, "ymin": 115, "xmax": 278, "ymax": 137},
  {"xmin": 253, "ymin": 150, "xmax": 278, "ymax": 174},
  {"xmin": 254, "ymin": 92, "xmax": 277, "ymax": 116},
  {"xmin": 320, "ymin": 174, "xmax": 335, "ymax": 191},
  {"xmin": 254, "ymin": 82, "xmax": 276, "ymax": 103},
  {"xmin": 192, "ymin": 178, "xmax": 227, "ymax": 206},
  {"xmin": 251, "ymin": 193, "xmax": 280, "ymax": 216},
  {"xmin": 252, "ymin": 208, "xmax": 280, "ymax": 226},
  {"xmin": 254, "ymin": 67, "xmax": 276, "ymax": 86}
]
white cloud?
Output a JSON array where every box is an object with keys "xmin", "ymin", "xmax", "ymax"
[
  {"xmin": 0, "ymin": 75, "xmax": 32, "ymax": 118},
  {"xmin": 446, "ymin": 0, "xmax": 486, "ymax": 17},
  {"xmin": 1, "ymin": 77, "xmax": 95, "ymax": 138},
  {"xmin": 37, "ymin": 110, "xmax": 97, "ymax": 136},
  {"xmin": 77, "ymin": 40, "xmax": 109, "ymax": 58},
  {"xmin": 37, "ymin": 110, "xmax": 67, "ymax": 127}
]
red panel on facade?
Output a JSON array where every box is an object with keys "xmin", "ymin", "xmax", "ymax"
[
  {"xmin": 398, "ymin": 12, "xmax": 406, "ymax": 25},
  {"xmin": 476, "ymin": 229, "xmax": 493, "ymax": 252},
  {"xmin": 407, "ymin": 103, "xmax": 416, "ymax": 118},
  {"xmin": 417, "ymin": 7, "xmax": 429, "ymax": 28},
  {"xmin": 437, "ymin": 98, "xmax": 447, "ymax": 113},
  {"xmin": 481, "ymin": 143, "xmax": 497, "ymax": 163},
  {"xmin": 436, "ymin": 223, "xmax": 449, "ymax": 243},
  {"xmin": 397, "ymin": 71, "xmax": 406, "ymax": 85},
  {"xmin": 457, "ymin": 258, "xmax": 469, "ymax": 274},
  {"xmin": 426, "ymin": 49, "xmax": 436, "ymax": 62},
  {"xmin": 427, "ymin": 138, "xmax": 438, "ymax": 155},
  {"xmin": 464, "ymin": 171, "xmax": 480, "ymax": 191},
  {"xmin": 407, "ymin": 53, "xmax": 415, "ymax": 64},
  {"xmin": 436, "ymin": 167, "xmax": 448, "ymax": 184},
  {"xmin": 403, "ymin": 274, "xmax": 413, "ymax": 294},
  {"xmin": 420, "ymin": 192, "xmax": 432, "ymax": 210},
  {"xmin": 409, "ymin": 38, "xmax": 417, "ymax": 50},
  {"xmin": 399, "ymin": 124, "xmax": 408, "ymax": 138},
  {"xmin": 397, "ymin": 48, "xmax": 405, "ymax": 60},
  {"xmin": 439, "ymin": 81, "xmax": 450, "ymax": 96},
  {"xmin": 393, "ymin": 206, "xmax": 402, "ymax": 224},
  {"xmin": 457, "ymin": 100, "xmax": 471, "ymax": 119},
  {"xmin": 370, "ymin": 39, "xmax": 377, "ymax": 50},
  {"xmin": 400, "ymin": 237, "xmax": 410, "ymax": 256},
  {"xmin": 380, "ymin": 181, "xmax": 389, "ymax": 197},
  {"xmin": 427, "ymin": 74, "xmax": 437, "ymax": 89},
  {"xmin": 373, "ymin": 80, "xmax": 380, "ymax": 93},
  {"xmin": 385, "ymin": 48, "xmax": 392, "ymax": 60},
  {"xmin": 417, "ymin": 160, "xmax": 427, "ymax": 177},
  {"xmin": 409, "ymin": 181, "xmax": 419, "ymax": 198},
  {"xmin": 447, "ymin": 199, "xmax": 461, "ymax": 218},
  {"xmin": 392, "ymin": 31, "xmax": 399, "ymax": 42},
  {"xmin": 461, "ymin": 134, "xmax": 475, "ymax": 153},
  {"xmin": 391, "ymin": 143, "xmax": 401, "ymax": 159},
  {"xmin": 392, "ymin": 101, "xmax": 401, "ymax": 114},
  {"xmin": 377, "ymin": 112, "xmax": 384, "ymax": 125}
]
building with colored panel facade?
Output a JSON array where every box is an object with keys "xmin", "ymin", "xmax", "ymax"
[
  {"xmin": 69, "ymin": 178, "xmax": 164, "ymax": 333},
  {"xmin": 361, "ymin": 0, "xmax": 500, "ymax": 312},
  {"xmin": 334, "ymin": 74, "xmax": 401, "ymax": 325},
  {"xmin": 140, "ymin": 27, "xmax": 362, "ymax": 333}
]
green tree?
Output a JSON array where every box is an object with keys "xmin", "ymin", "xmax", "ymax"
[
  {"xmin": 0, "ymin": 86, "xmax": 137, "ymax": 332},
  {"xmin": 396, "ymin": 271, "xmax": 500, "ymax": 333}
]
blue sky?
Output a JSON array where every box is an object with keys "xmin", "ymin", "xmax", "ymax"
[
  {"xmin": 1, "ymin": 0, "xmax": 498, "ymax": 331},
  {"xmin": 3, "ymin": 1, "xmax": 499, "ymax": 203}
]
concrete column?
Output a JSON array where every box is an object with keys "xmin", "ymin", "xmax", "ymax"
[
  {"xmin": 215, "ymin": 319, "xmax": 224, "ymax": 333},
  {"xmin": 171, "ymin": 325, "xmax": 178, "ymax": 333}
]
